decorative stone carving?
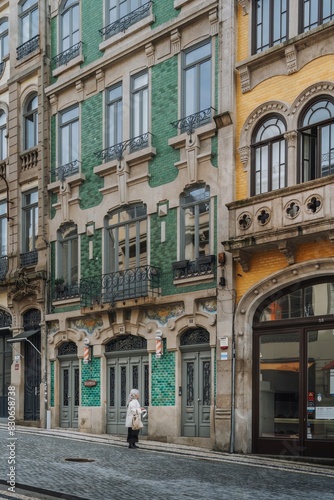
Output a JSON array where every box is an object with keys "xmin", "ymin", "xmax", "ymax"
[
  {"xmin": 285, "ymin": 200, "xmax": 300, "ymax": 219},
  {"xmin": 305, "ymin": 195, "xmax": 322, "ymax": 214},
  {"xmin": 256, "ymin": 208, "xmax": 270, "ymax": 226},
  {"xmin": 284, "ymin": 130, "xmax": 297, "ymax": 148},
  {"xmin": 186, "ymin": 134, "xmax": 200, "ymax": 184},
  {"xmin": 238, "ymin": 0, "xmax": 250, "ymax": 15},
  {"xmin": 96, "ymin": 69, "xmax": 105, "ymax": 93},
  {"xmin": 49, "ymin": 93, "xmax": 58, "ymax": 115},
  {"xmin": 233, "ymin": 250, "xmax": 250, "ymax": 272},
  {"xmin": 9, "ymin": 269, "xmax": 40, "ymax": 302},
  {"xmin": 171, "ymin": 29, "xmax": 181, "ymax": 55},
  {"xmin": 278, "ymin": 240, "xmax": 296, "ymax": 265},
  {"xmin": 285, "ymin": 45, "xmax": 298, "ymax": 74},
  {"xmin": 145, "ymin": 42, "xmax": 155, "ymax": 67},
  {"xmin": 75, "ymin": 80, "xmax": 84, "ymax": 101},
  {"xmin": 238, "ymin": 145, "xmax": 250, "ymax": 167},
  {"xmin": 239, "ymin": 65, "xmax": 250, "ymax": 93},
  {"xmin": 209, "ymin": 8, "xmax": 218, "ymax": 36},
  {"xmin": 238, "ymin": 212, "xmax": 252, "ymax": 230}
]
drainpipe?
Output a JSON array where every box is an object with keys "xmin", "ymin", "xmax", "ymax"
[{"xmin": 229, "ymin": 300, "xmax": 236, "ymax": 454}]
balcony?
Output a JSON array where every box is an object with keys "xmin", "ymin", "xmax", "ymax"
[
  {"xmin": 56, "ymin": 160, "xmax": 81, "ymax": 181},
  {"xmin": 95, "ymin": 133, "xmax": 153, "ymax": 163},
  {"xmin": 99, "ymin": 1, "xmax": 152, "ymax": 39},
  {"xmin": 0, "ymin": 255, "xmax": 8, "ymax": 280},
  {"xmin": 172, "ymin": 255, "xmax": 216, "ymax": 281},
  {"xmin": 20, "ymin": 250, "xmax": 38, "ymax": 267},
  {"xmin": 223, "ymin": 177, "xmax": 334, "ymax": 271},
  {"xmin": 53, "ymin": 283, "xmax": 80, "ymax": 302},
  {"xmin": 16, "ymin": 35, "xmax": 39, "ymax": 60},
  {"xmin": 171, "ymin": 107, "xmax": 216, "ymax": 141},
  {"xmin": 80, "ymin": 265, "xmax": 161, "ymax": 308},
  {"xmin": 20, "ymin": 148, "xmax": 38, "ymax": 172},
  {"xmin": 53, "ymin": 41, "xmax": 83, "ymax": 69}
]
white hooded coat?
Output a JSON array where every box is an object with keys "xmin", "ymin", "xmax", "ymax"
[{"xmin": 125, "ymin": 398, "xmax": 142, "ymax": 428}]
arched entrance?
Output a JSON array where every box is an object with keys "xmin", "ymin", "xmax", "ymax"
[
  {"xmin": 253, "ymin": 279, "xmax": 334, "ymax": 458},
  {"xmin": 58, "ymin": 341, "xmax": 79, "ymax": 428},
  {"xmin": 105, "ymin": 335, "xmax": 148, "ymax": 435},
  {"xmin": 0, "ymin": 310, "xmax": 12, "ymax": 418},
  {"xmin": 180, "ymin": 328, "xmax": 211, "ymax": 438}
]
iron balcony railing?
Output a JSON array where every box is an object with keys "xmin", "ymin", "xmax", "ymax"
[
  {"xmin": 172, "ymin": 255, "xmax": 216, "ymax": 280},
  {"xmin": 53, "ymin": 283, "xmax": 80, "ymax": 301},
  {"xmin": 16, "ymin": 35, "xmax": 39, "ymax": 60},
  {"xmin": 80, "ymin": 265, "xmax": 160, "ymax": 308},
  {"xmin": 0, "ymin": 255, "xmax": 8, "ymax": 280},
  {"xmin": 56, "ymin": 159, "xmax": 81, "ymax": 181},
  {"xmin": 99, "ymin": 1, "xmax": 152, "ymax": 39},
  {"xmin": 53, "ymin": 41, "xmax": 83, "ymax": 68},
  {"xmin": 20, "ymin": 250, "xmax": 38, "ymax": 267},
  {"xmin": 95, "ymin": 133, "xmax": 152, "ymax": 162},
  {"xmin": 171, "ymin": 107, "xmax": 216, "ymax": 139}
]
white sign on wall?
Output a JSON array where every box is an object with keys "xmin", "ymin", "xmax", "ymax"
[{"xmin": 315, "ymin": 406, "xmax": 334, "ymax": 420}]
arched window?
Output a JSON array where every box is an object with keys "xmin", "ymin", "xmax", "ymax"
[
  {"xmin": 251, "ymin": 116, "xmax": 287, "ymax": 195},
  {"xmin": 0, "ymin": 111, "xmax": 7, "ymax": 160},
  {"xmin": 57, "ymin": 222, "xmax": 78, "ymax": 286},
  {"xmin": 105, "ymin": 204, "xmax": 147, "ymax": 273},
  {"xmin": 0, "ymin": 18, "xmax": 8, "ymax": 63},
  {"xmin": 180, "ymin": 185, "xmax": 210, "ymax": 261},
  {"xmin": 23, "ymin": 94, "xmax": 38, "ymax": 150},
  {"xmin": 60, "ymin": 0, "xmax": 80, "ymax": 54},
  {"xmin": 299, "ymin": 98, "xmax": 334, "ymax": 182}
]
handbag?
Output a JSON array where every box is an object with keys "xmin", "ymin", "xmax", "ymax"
[{"xmin": 131, "ymin": 410, "xmax": 143, "ymax": 430}]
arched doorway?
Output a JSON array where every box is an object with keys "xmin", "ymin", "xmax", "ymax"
[
  {"xmin": 180, "ymin": 328, "xmax": 211, "ymax": 438},
  {"xmin": 253, "ymin": 279, "xmax": 334, "ymax": 458},
  {"xmin": 58, "ymin": 341, "xmax": 79, "ymax": 428},
  {"xmin": 105, "ymin": 335, "xmax": 148, "ymax": 435},
  {"xmin": 0, "ymin": 310, "xmax": 12, "ymax": 418}
]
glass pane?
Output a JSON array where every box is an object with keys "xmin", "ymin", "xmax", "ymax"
[
  {"xmin": 259, "ymin": 332, "xmax": 300, "ymax": 438},
  {"xmin": 184, "ymin": 206, "xmax": 195, "ymax": 261},
  {"xmin": 185, "ymin": 42, "xmax": 211, "ymax": 66},
  {"xmin": 185, "ymin": 66, "xmax": 196, "ymax": 117},
  {"xmin": 307, "ymin": 329, "xmax": 334, "ymax": 440},
  {"xmin": 199, "ymin": 60, "xmax": 211, "ymax": 111}
]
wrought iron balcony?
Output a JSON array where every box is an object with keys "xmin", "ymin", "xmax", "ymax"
[
  {"xmin": 95, "ymin": 133, "xmax": 152, "ymax": 162},
  {"xmin": 0, "ymin": 255, "xmax": 8, "ymax": 280},
  {"xmin": 172, "ymin": 255, "xmax": 216, "ymax": 280},
  {"xmin": 99, "ymin": 1, "xmax": 152, "ymax": 39},
  {"xmin": 16, "ymin": 35, "xmax": 39, "ymax": 60},
  {"xmin": 171, "ymin": 107, "xmax": 216, "ymax": 138},
  {"xmin": 20, "ymin": 250, "xmax": 38, "ymax": 267},
  {"xmin": 80, "ymin": 265, "xmax": 161, "ymax": 308},
  {"xmin": 53, "ymin": 41, "xmax": 83, "ymax": 68},
  {"xmin": 53, "ymin": 283, "xmax": 80, "ymax": 301},
  {"xmin": 56, "ymin": 160, "xmax": 81, "ymax": 181}
]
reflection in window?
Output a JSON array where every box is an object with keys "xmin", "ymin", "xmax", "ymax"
[
  {"xmin": 0, "ymin": 19, "xmax": 8, "ymax": 63},
  {"xmin": 105, "ymin": 204, "xmax": 147, "ymax": 272},
  {"xmin": 252, "ymin": 116, "xmax": 287, "ymax": 195},
  {"xmin": 106, "ymin": 83, "xmax": 123, "ymax": 149},
  {"xmin": 183, "ymin": 40, "xmax": 211, "ymax": 121},
  {"xmin": 181, "ymin": 185, "xmax": 210, "ymax": 262},
  {"xmin": 20, "ymin": 0, "xmax": 38, "ymax": 44},
  {"xmin": 24, "ymin": 94, "xmax": 38, "ymax": 150},
  {"xmin": 259, "ymin": 282, "xmax": 334, "ymax": 321},
  {"xmin": 253, "ymin": 0, "xmax": 287, "ymax": 54},
  {"xmin": 299, "ymin": 99, "xmax": 334, "ymax": 181},
  {"xmin": 60, "ymin": 0, "xmax": 80, "ymax": 53},
  {"xmin": 59, "ymin": 105, "xmax": 79, "ymax": 167},
  {"xmin": 22, "ymin": 189, "xmax": 38, "ymax": 253},
  {"xmin": 0, "ymin": 111, "xmax": 6, "ymax": 160}
]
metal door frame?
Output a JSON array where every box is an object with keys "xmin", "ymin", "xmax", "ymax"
[{"xmin": 59, "ymin": 357, "xmax": 79, "ymax": 428}]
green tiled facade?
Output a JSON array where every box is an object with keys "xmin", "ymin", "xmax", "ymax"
[
  {"xmin": 151, "ymin": 341, "xmax": 175, "ymax": 406},
  {"xmin": 81, "ymin": 357, "xmax": 101, "ymax": 407}
]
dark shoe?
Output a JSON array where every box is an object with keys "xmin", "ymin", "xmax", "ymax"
[
  {"xmin": 132, "ymin": 444, "xmax": 139, "ymax": 449},
  {"xmin": 128, "ymin": 444, "xmax": 133, "ymax": 448}
]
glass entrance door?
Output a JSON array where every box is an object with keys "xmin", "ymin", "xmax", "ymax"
[{"xmin": 306, "ymin": 329, "xmax": 334, "ymax": 450}]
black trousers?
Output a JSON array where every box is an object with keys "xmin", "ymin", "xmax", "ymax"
[{"xmin": 127, "ymin": 427, "xmax": 140, "ymax": 444}]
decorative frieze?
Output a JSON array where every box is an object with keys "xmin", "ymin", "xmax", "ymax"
[
  {"xmin": 171, "ymin": 29, "xmax": 181, "ymax": 55},
  {"xmin": 285, "ymin": 45, "xmax": 298, "ymax": 74},
  {"xmin": 239, "ymin": 65, "xmax": 250, "ymax": 93}
]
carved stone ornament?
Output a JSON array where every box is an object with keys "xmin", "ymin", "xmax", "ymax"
[
  {"xmin": 233, "ymin": 250, "xmax": 250, "ymax": 272},
  {"xmin": 9, "ymin": 269, "xmax": 40, "ymax": 301},
  {"xmin": 278, "ymin": 240, "xmax": 296, "ymax": 265},
  {"xmin": 238, "ymin": 0, "xmax": 250, "ymax": 15}
]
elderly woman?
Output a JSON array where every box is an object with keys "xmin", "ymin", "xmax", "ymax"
[{"xmin": 125, "ymin": 388, "xmax": 144, "ymax": 449}]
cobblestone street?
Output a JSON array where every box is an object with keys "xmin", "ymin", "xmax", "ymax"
[{"xmin": 0, "ymin": 425, "xmax": 334, "ymax": 500}]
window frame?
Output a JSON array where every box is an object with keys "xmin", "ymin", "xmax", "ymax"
[
  {"xmin": 23, "ymin": 93, "xmax": 38, "ymax": 151},
  {"xmin": 0, "ymin": 110, "xmax": 7, "ymax": 161},
  {"xmin": 0, "ymin": 199, "xmax": 7, "ymax": 257},
  {"xmin": 298, "ymin": 97, "xmax": 334, "ymax": 182},
  {"xmin": 106, "ymin": 82, "xmax": 123, "ymax": 149},
  {"xmin": 57, "ymin": 223, "xmax": 79, "ymax": 286},
  {"xmin": 58, "ymin": 104, "xmax": 80, "ymax": 168},
  {"xmin": 252, "ymin": 0, "xmax": 288, "ymax": 55},
  {"xmin": 181, "ymin": 39, "xmax": 212, "ymax": 122},
  {"xmin": 130, "ymin": 70, "xmax": 149, "ymax": 140},
  {"xmin": 59, "ymin": 0, "xmax": 80, "ymax": 54},
  {"xmin": 251, "ymin": 115, "xmax": 287, "ymax": 195},
  {"xmin": 301, "ymin": 0, "xmax": 334, "ymax": 33},
  {"xmin": 19, "ymin": 0, "xmax": 39, "ymax": 44},
  {"xmin": 21, "ymin": 188, "xmax": 38, "ymax": 254},
  {"xmin": 180, "ymin": 184, "xmax": 211, "ymax": 262},
  {"xmin": 0, "ymin": 18, "xmax": 9, "ymax": 63}
]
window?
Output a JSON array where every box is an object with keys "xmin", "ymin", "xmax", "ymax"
[
  {"xmin": 105, "ymin": 204, "xmax": 147, "ymax": 273},
  {"xmin": 20, "ymin": 0, "xmax": 38, "ymax": 44},
  {"xmin": 23, "ymin": 94, "xmax": 38, "ymax": 150},
  {"xmin": 131, "ymin": 72, "xmax": 148, "ymax": 142},
  {"xmin": 251, "ymin": 116, "xmax": 287, "ymax": 195},
  {"xmin": 0, "ymin": 19, "xmax": 8, "ymax": 63},
  {"xmin": 0, "ymin": 111, "xmax": 7, "ymax": 161},
  {"xmin": 299, "ymin": 98, "xmax": 334, "ymax": 182},
  {"xmin": 60, "ymin": 0, "xmax": 80, "ymax": 54},
  {"xmin": 180, "ymin": 185, "xmax": 210, "ymax": 261},
  {"xmin": 57, "ymin": 223, "xmax": 78, "ymax": 286},
  {"xmin": 253, "ymin": 0, "xmax": 288, "ymax": 54},
  {"xmin": 106, "ymin": 0, "xmax": 151, "ymax": 36},
  {"xmin": 182, "ymin": 40, "xmax": 212, "ymax": 126},
  {"xmin": 59, "ymin": 105, "xmax": 79, "ymax": 173},
  {"xmin": 0, "ymin": 200, "xmax": 7, "ymax": 257},
  {"xmin": 22, "ymin": 189, "xmax": 38, "ymax": 254},
  {"xmin": 302, "ymin": 0, "xmax": 334, "ymax": 32},
  {"xmin": 106, "ymin": 83, "xmax": 123, "ymax": 150}
]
